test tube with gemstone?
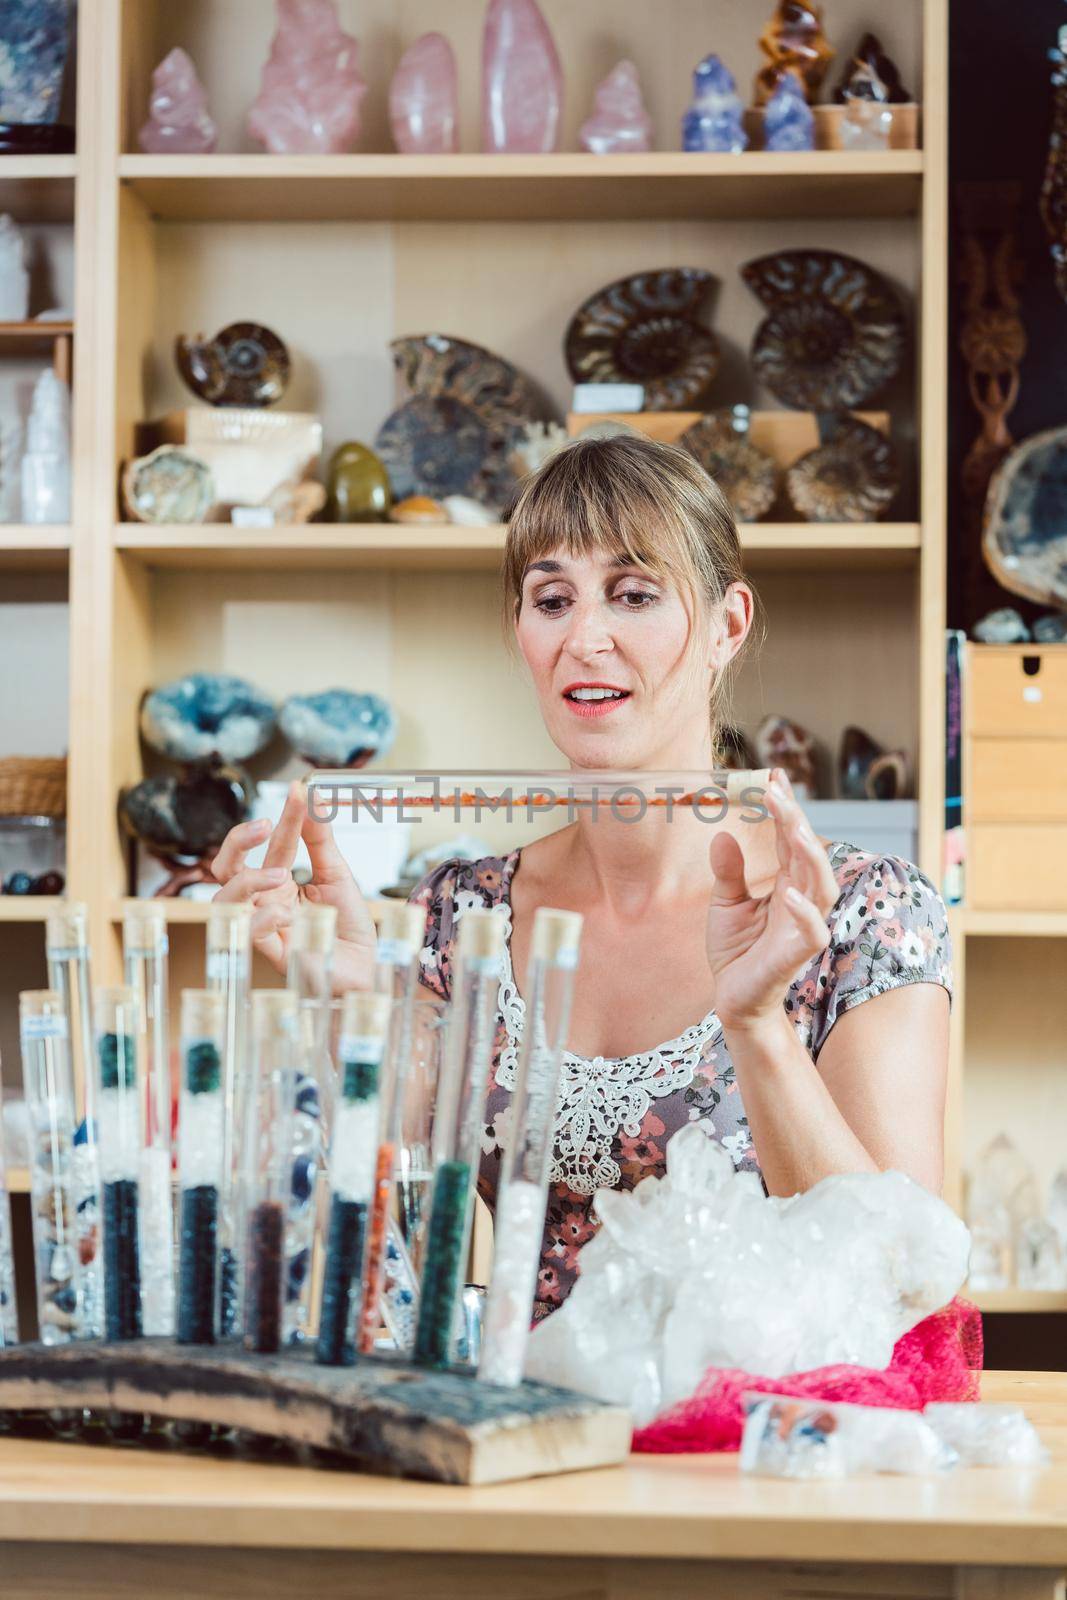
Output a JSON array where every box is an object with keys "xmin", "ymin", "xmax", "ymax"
[
  {"xmin": 177, "ymin": 991, "xmax": 227, "ymax": 1344},
  {"xmin": 0, "ymin": 1054, "xmax": 18, "ymax": 1348},
  {"xmin": 356, "ymin": 900, "xmax": 427, "ymax": 1356},
  {"xmin": 315, "ymin": 991, "xmax": 392, "ymax": 1366},
  {"xmin": 284, "ymin": 904, "xmax": 336, "ymax": 1345},
  {"xmin": 205, "ymin": 901, "xmax": 252, "ymax": 1338},
  {"xmin": 45, "ymin": 904, "xmax": 103, "ymax": 1338},
  {"xmin": 479, "ymin": 908, "xmax": 582, "ymax": 1388},
  {"xmin": 414, "ymin": 910, "xmax": 504, "ymax": 1368},
  {"xmin": 19, "ymin": 991, "xmax": 83, "ymax": 1344},
  {"xmin": 122, "ymin": 903, "xmax": 175, "ymax": 1337},
  {"xmin": 242, "ymin": 991, "xmax": 298, "ymax": 1354},
  {"xmin": 94, "ymin": 987, "xmax": 144, "ymax": 1341}
]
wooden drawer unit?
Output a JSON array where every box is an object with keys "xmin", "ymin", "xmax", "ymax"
[{"xmin": 965, "ymin": 645, "xmax": 1067, "ymax": 908}]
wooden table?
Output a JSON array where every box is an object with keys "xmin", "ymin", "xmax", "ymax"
[{"xmin": 0, "ymin": 1372, "xmax": 1063, "ymax": 1600}]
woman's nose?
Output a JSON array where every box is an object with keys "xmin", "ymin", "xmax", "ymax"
[{"xmin": 563, "ymin": 600, "xmax": 614, "ymax": 663}]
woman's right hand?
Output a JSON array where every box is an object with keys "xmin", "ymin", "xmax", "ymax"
[{"xmin": 209, "ymin": 779, "xmax": 379, "ymax": 994}]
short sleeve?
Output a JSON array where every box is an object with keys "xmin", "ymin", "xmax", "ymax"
[{"xmin": 799, "ymin": 853, "xmax": 954, "ymax": 1061}]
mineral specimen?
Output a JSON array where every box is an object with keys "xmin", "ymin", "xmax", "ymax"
[
  {"xmin": 579, "ymin": 60, "xmax": 652, "ymax": 154},
  {"xmin": 138, "ymin": 47, "xmax": 217, "ymax": 154},
  {"xmin": 482, "ymin": 0, "xmax": 563, "ymax": 154},
  {"xmin": 388, "ymin": 32, "xmax": 458, "ymax": 154},
  {"xmin": 247, "ymin": 0, "xmax": 366, "ymax": 155},
  {"xmin": 681, "ymin": 54, "xmax": 747, "ymax": 153}
]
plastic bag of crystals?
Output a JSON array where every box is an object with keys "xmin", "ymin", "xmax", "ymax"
[
  {"xmin": 740, "ymin": 1393, "xmax": 957, "ymax": 1479},
  {"xmin": 923, "ymin": 1403, "xmax": 1049, "ymax": 1467}
]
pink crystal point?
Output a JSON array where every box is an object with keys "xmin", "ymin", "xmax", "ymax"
[
  {"xmin": 579, "ymin": 60, "xmax": 653, "ymax": 154},
  {"xmin": 138, "ymin": 47, "xmax": 218, "ymax": 155},
  {"xmin": 389, "ymin": 33, "xmax": 459, "ymax": 154},
  {"xmin": 481, "ymin": 0, "xmax": 563, "ymax": 154},
  {"xmin": 247, "ymin": 0, "xmax": 366, "ymax": 155}
]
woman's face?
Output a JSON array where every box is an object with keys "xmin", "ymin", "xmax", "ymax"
[{"xmin": 514, "ymin": 547, "xmax": 748, "ymax": 769}]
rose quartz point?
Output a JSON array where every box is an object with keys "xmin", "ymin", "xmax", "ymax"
[
  {"xmin": 482, "ymin": 0, "xmax": 563, "ymax": 154},
  {"xmin": 389, "ymin": 32, "xmax": 459, "ymax": 154},
  {"xmin": 247, "ymin": 0, "xmax": 367, "ymax": 155},
  {"xmin": 138, "ymin": 47, "xmax": 218, "ymax": 155},
  {"xmin": 579, "ymin": 59, "xmax": 653, "ymax": 154}
]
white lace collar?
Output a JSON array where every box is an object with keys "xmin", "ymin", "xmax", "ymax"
[{"xmin": 491, "ymin": 855, "xmax": 723, "ymax": 1196}]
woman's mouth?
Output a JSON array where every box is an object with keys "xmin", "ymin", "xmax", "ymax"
[{"xmin": 562, "ymin": 684, "xmax": 632, "ymax": 719}]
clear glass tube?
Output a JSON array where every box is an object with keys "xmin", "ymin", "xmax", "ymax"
[
  {"xmin": 415, "ymin": 910, "xmax": 504, "ymax": 1367},
  {"xmin": 46, "ymin": 904, "xmax": 102, "ymax": 1338},
  {"xmin": 122, "ymin": 903, "xmax": 174, "ymax": 1337},
  {"xmin": 315, "ymin": 991, "xmax": 392, "ymax": 1366},
  {"xmin": 357, "ymin": 900, "xmax": 426, "ymax": 1356},
  {"xmin": 94, "ymin": 986, "xmax": 144, "ymax": 1342},
  {"xmin": 283, "ymin": 905, "xmax": 336, "ymax": 1346},
  {"xmin": 19, "ymin": 990, "xmax": 82, "ymax": 1344},
  {"xmin": 205, "ymin": 902, "xmax": 251, "ymax": 1340},
  {"xmin": 0, "ymin": 1049, "xmax": 17, "ymax": 1348},
  {"xmin": 480, "ymin": 908, "xmax": 583, "ymax": 1387},
  {"xmin": 241, "ymin": 990, "xmax": 298, "ymax": 1354},
  {"xmin": 178, "ymin": 990, "xmax": 227, "ymax": 1344}
]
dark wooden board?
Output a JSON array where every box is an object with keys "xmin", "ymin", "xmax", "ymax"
[{"xmin": 0, "ymin": 1340, "xmax": 632, "ymax": 1485}]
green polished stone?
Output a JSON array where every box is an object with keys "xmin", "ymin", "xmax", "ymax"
[{"xmin": 327, "ymin": 442, "xmax": 392, "ymax": 523}]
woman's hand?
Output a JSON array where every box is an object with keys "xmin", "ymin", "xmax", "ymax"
[
  {"xmin": 706, "ymin": 768, "xmax": 839, "ymax": 1034},
  {"xmin": 210, "ymin": 779, "xmax": 378, "ymax": 993}
]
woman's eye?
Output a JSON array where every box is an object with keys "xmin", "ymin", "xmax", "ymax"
[
  {"xmin": 615, "ymin": 588, "xmax": 657, "ymax": 608},
  {"xmin": 533, "ymin": 593, "xmax": 570, "ymax": 614}
]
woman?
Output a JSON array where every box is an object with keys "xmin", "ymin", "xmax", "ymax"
[{"xmin": 210, "ymin": 433, "xmax": 952, "ymax": 1322}]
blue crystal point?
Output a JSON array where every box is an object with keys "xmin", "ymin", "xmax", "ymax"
[
  {"xmin": 764, "ymin": 72, "xmax": 815, "ymax": 152},
  {"xmin": 681, "ymin": 53, "xmax": 748, "ymax": 153}
]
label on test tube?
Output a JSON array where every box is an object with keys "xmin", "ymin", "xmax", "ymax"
[
  {"xmin": 338, "ymin": 1034, "xmax": 385, "ymax": 1062},
  {"xmin": 553, "ymin": 946, "xmax": 580, "ymax": 971},
  {"xmin": 468, "ymin": 954, "xmax": 502, "ymax": 977},
  {"xmin": 20, "ymin": 1012, "xmax": 69, "ymax": 1041},
  {"xmin": 126, "ymin": 936, "xmax": 170, "ymax": 957},
  {"xmin": 376, "ymin": 937, "xmax": 417, "ymax": 967},
  {"xmin": 206, "ymin": 950, "xmax": 246, "ymax": 981},
  {"xmin": 44, "ymin": 944, "xmax": 86, "ymax": 960}
]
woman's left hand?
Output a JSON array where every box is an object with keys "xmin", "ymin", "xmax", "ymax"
[{"xmin": 705, "ymin": 768, "xmax": 839, "ymax": 1033}]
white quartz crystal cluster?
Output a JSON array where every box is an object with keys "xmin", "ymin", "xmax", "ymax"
[{"xmin": 525, "ymin": 1124, "xmax": 971, "ymax": 1427}]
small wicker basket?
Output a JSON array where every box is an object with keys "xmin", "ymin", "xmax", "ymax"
[{"xmin": 0, "ymin": 756, "xmax": 67, "ymax": 818}]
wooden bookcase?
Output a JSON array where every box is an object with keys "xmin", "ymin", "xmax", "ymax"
[{"xmin": 29, "ymin": 1, "xmax": 1064, "ymax": 1309}]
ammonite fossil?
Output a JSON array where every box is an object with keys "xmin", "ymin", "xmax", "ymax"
[
  {"xmin": 785, "ymin": 416, "xmax": 900, "ymax": 522},
  {"xmin": 564, "ymin": 268, "xmax": 720, "ymax": 411},
  {"xmin": 176, "ymin": 321, "xmax": 290, "ymax": 407},
  {"xmin": 374, "ymin": 334, "xmax": 548, "ymax": 508},
  {"xmin": 982, "ymin": 425, "xmax": 1067, "ymax": 609},
  {"xmin": 742, "ymin": 250, "xmax": 905, "ymax": 411},
  {"xmin": 679, "ymin": 408, "xmax": 780, "ymax": 521}
]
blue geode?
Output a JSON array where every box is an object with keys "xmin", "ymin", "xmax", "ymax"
[
  {"xmin": 119, "ymin": 763, "xmax": 251, "ymax": 856},
  {"xmin": 279, "ymin": 690, "xmax": 396, "ymax": 768},
  {"xmin": 141, "ymin": 673, "xmax": 277, "ymax": 763},
  {"xmin": 0, "ymin": 0, "xmax": 72, "ymax": 124}
]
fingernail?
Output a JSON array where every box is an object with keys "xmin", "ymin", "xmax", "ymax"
[{"xmin": 785, "ymin": 885, "xmax": 805, "ymax": 908}]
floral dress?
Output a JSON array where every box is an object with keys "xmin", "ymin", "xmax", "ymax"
[{"xmin": 410, "ymin": 842, "xmax": 952, "ymax": 1323}]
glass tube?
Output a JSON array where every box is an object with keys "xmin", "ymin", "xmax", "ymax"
[
  {"xmin": 94, "ymin": 987, "xmax": 144, "ymax": 1341},
  {"xmin": 415, "ymin": 910, "xmax": 504, "ymax": 1368},
  {"xmin": 122, "ymin": 903, "xmax": 175, "ymax": 1337},
  {"xmin": 45, "ymin": 904, "xmax": 103, "ymax": 1338},
  {"xmin": 315, "ymin": 991, "xmax": 392, "ymax": 1366},
  {"xmin": 479, "ymin": 907, "xmax": 582, "ymax": 1388},
  {"xmin": 0, "ymin": 1052, "xmax": 17, "ymax": 1348},
  {"xmin": 19, "ymin": 990, "xmax": 82, "ymax": 1344},
  {"xmin": 177, "ymin": 990, "xmax": 227, "ymax": 1344},
  {"xmin": 241, "ymin": 990, "xmax": 298, "ymax": 1354},
  {"xmin": 357, "ymin": 900, "xmax": 426, "ymax": 1356},
  {"xmin": 306, "ymin": 768, "xmax": 772, "ymax": 818},
  {"xmin": 205, "ymin": 901, "xmax": 251, "ymax": 1339},
  {"xmin": 284, "ymin": 904, "xmax": 336, "ymax": 1345}
]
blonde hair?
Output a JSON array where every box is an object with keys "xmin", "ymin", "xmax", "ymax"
[{"xmin": 501, "ymin": 431, "xmax": 759, "ymax": 745}]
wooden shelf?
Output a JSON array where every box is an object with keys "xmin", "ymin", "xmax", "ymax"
[
  {"xmin": 115, "ymin": 521, "xmax": 921, "ymax": 573},
  {"xmin": 108, "ymin": 899, "xmax": 213, "ymax": 924},
  {"xmin": 960, "ymin": 910, "xmax": 1067, "ymax": 938},
  {"xmin": 0, "ymin": 157, "xmax": 76, "ymax": 223},
  {"xmin": 0, "ymin": 896, "xmax": 64, "ymax": 923},
  {"xmin": 118, "ymin": 151, "xmax": 924, "ymax": 224},
  {"xmin": 0, "ymin": 525, "xmax": 70, "ymax": 572},
  {"xmin": 4, "ymin": 1168, "xmax": 28, "ymax": 1196},
  {"xmin": 972, "ymin": 1289, "xmax": 1067, "ymax": 1314}
]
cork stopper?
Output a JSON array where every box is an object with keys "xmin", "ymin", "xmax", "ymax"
[
  {"xmin": 45, "ymin": 901, "xmax": 88, "ymax": 951},
  {"xmin": 531, "ymin": 907, "xmax": 583, "ymax": 965},
  {"xmin": 122, "ymin": 900, "xmax": 167, "ymax": 952},
  {"xmin": 19, "ymin": 989, "xmax": 63, "ymax": 1022},
  {"xmin": 251, "ymin": 988, "xmax": 297, "ymax": 1038},
  {"xmin": 458, "ymin": 907, "xmax": 506, "ymax": 962},
  {"xmin": 289, "ymin": 902, "xmax": 337, "ymax": 955},
  {"xmin": 723, "ymin": 767, "xmax": 772, "ymax": 803},
  {"xmin": 375, "ymin": 901, "xmax": 426, "ymax": 948},
  {"xmin": 339, "ymin": 990, "xmax": 393, "ymax": 1041},
  {"xmin": 180, "ymin": 989, "xmax": 227, "ymax": 1039},
  {"xmin": 206, "ymin": 900, "xmax": 252, "ymax": 953}
]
